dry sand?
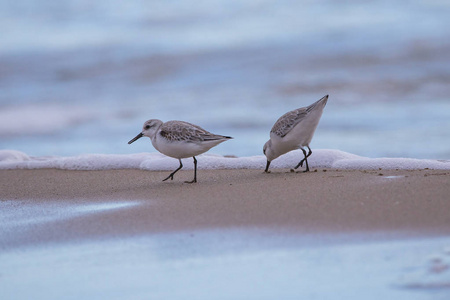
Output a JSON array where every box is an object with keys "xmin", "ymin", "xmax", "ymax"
[{"xmin": 1, "ymin": 168, "xmax": 450, "ymax": 250}]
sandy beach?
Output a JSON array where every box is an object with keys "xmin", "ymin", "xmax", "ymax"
[
  {"xmin": 2, "ymin": 168, "xmax": 450, "ymax": 248},
  {"xmin": 1, "ymin": 168, "xmax": 450, "ymax": 299}
]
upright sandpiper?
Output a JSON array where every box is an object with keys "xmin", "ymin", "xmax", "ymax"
[{"xmin": 128, "ymin": 119, "xmax": 232, "ymax": 183}]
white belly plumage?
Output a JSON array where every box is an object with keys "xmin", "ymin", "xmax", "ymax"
[{"xmin": 152, "ymin": 136, "xmax": 226, "ymax": 159}]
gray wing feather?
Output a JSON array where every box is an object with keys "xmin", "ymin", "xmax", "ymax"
[
  {"xmin": 160, "ymin": 121, "xmax": 229, "ymax": 142},
  {"xmin": 271, "ymin": 96, "xmax": 327, "ymax": 137},
  {"xmin": 270, "ymin": 108, "xmax": 308, "ymax": 137}
]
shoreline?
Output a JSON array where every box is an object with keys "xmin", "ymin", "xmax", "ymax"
[
  {"xmin": 2, "ymin": 168, "xmax": 450, "ymax": 299},
  {"xmin": 1, "ymin": 168, "xmax": 450, "ymax": 250}
]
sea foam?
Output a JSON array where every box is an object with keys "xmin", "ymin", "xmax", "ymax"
[{"xmin": 1, "ymin": 149, "xmax": 449, "ymax": 171}]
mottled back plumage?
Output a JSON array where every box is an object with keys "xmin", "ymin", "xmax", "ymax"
[
  {"xmin": 270, "ymin": 97, "xmax": 325, "ymax": 138},
  {"xmin": 159, "ymin": 121, "xmax": 229, "ymax": 142}
]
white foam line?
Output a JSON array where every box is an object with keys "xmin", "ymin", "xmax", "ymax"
[{"xmin": 1, "ymin": 149, "xmax": 450, "ymax": 171}]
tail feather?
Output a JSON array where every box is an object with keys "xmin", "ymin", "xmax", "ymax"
[
  {"xmin": 306, "ymin": 95, "xmax": 328, "ymax": 113},
  {"xmin": 203, "ymin": 135, "xmax": 233, "ymax": 141}
]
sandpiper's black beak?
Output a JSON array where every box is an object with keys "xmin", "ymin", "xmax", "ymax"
[
  {"xmin": 128, "ymin": 132, "xmax": 143, "ymax": 144},
  {"xmin": 264, "ymin": 160, "xmax": 271, "ymax": 173}
]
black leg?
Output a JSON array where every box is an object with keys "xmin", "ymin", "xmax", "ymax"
[
  {"xmin": 303, "ymin": 146, "xmax": 312, "ymax": 172},
  {"xmin": 163, "ymin": 159, "xmax": 183, "ymax": 181},
  {"xmin": 306, "ymin": 146, "xmax": 312, "ymax": 159},
  {"xmin": 293, "ymin": 146, "xmax": 312, "ymax": 172},
  {"xmin": 185, "ymin": 156, "xmax": 197, "ymax": 183},
  {"xmin": 293, "ymin": 148, "xmax": 308, "ymax": 170}
]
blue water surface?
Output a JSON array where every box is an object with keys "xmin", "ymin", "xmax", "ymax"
[{"xmin": 1, "ymin": 0, "xmax": 449, "ymax": 158}]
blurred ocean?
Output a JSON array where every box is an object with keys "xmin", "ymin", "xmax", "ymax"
[{"xmin": 1, "ymin": 0, "xmax": 449, "ymax": 159}]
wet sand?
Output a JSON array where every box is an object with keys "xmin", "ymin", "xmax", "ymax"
[
  {"xmin": 1, "ymin": 168, "xmax": 450, "ymax": 250},
  {"xmin": 2, "ymin": 168, "xmax": 450, "ymax": 299}
]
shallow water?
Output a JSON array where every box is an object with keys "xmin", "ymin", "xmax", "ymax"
[
  {"xmin": 1, "ymin": 200, "xmax": 141, "ymax": 228},
  {"xmin": 1, "ymin": 198, "xmax": 450, "ymax": 299},
  {"xmin": 1, "ymin": 229, "xmax": 450, "ymax": 300},
  {"xmin": 1, "ymin": 0, "xmax": 450, "ymax": 159}
]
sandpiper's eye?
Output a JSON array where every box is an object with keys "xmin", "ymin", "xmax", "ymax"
[{"xmin": 145, "ymin": 125, "xmax": 151, "ymax": 130}]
